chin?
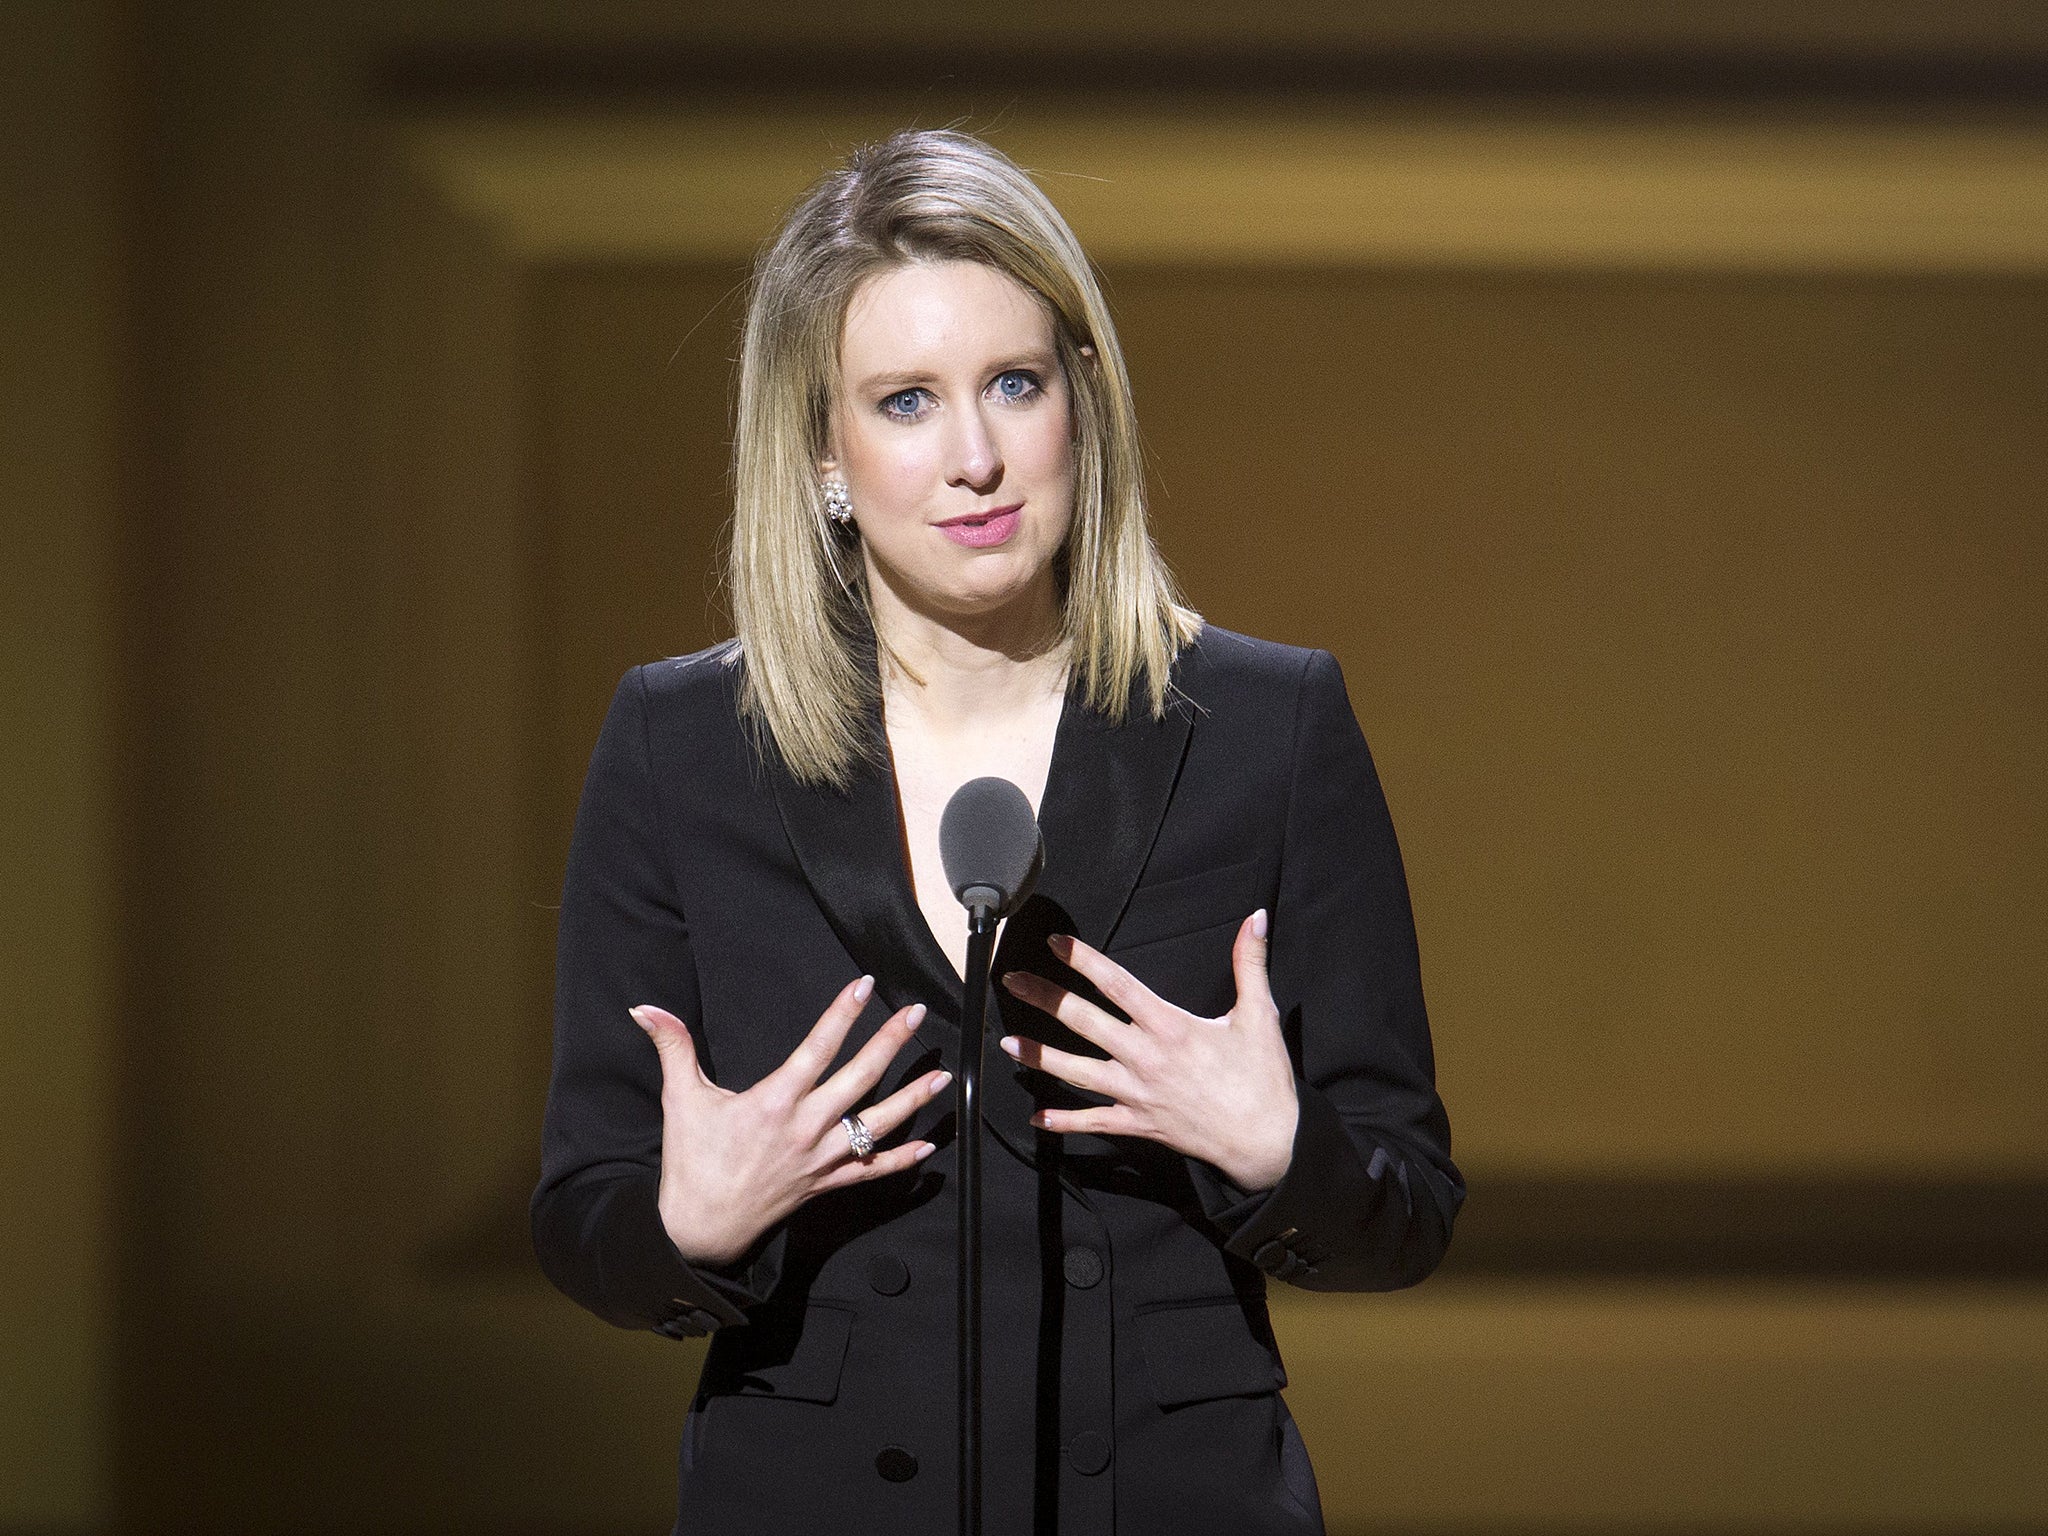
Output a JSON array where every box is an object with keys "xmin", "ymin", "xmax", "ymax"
[
  {"xmin": 929, "ymin": 563, "xmax": 1055, "ymax": 619},
  {"xmin": 868, "ymin": 537, "xmax": 1066, "ymax": 627}
]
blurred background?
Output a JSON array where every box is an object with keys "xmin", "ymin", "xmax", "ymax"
[{"xmin": 6, "ymin": 1, "xmax": 2047, "ymax": 1532}]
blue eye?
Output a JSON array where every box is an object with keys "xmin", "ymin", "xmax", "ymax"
[
  {"xmin": 880, "ymin": 388, "xmax": 928, "ymax": 421},
  {"xmin": 993, "ymin": 370, "xmax": 1041, "ymax": 402}
]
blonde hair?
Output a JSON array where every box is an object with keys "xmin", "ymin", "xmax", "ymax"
[{"xmin": 728, "ymin": 128, "xmax": 1200, "ymax": 787}]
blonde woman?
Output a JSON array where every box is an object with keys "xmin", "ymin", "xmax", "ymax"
[{"xmin": 533, "ymin": 129, "xmax": 1463, "ymax": 1535}]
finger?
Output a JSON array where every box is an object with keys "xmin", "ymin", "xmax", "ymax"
[
  {"xmin": 1000, "ymin": 970, "xmax": 1132, "ymax": 1055},
  {"xmin": 843, "ymin": 1066, "xmax": 952, "ymax": 1143},
  {"xmin": 1230, "ymin": 909, "xmax": 1274, "ymax": 1010},
  {"xmin": 766, "ymin": 975, "xmax": 876, "ymax": 1093},
  {"xmin": 1046, "ymin": 933, "xmax": 1161, "ymax": 1025},
  {"xmin": 1029, "ymin": 1103, "xmax": 1140, "ymax": 1138},
  {"xmin": 630, "ymin": 1004, "xmax": 710, "ymax": 1089},
  {"xmin": 811, "ymin": 1139, "xmax": 936, "ymax": 1193},
  {"xmin": 999, "ymin": 1033, "xmax": 1126, "ymax": 1100},
  {"xmin": 814, "ymin": 1003, "xmax": 929, "ymax": 1121}
]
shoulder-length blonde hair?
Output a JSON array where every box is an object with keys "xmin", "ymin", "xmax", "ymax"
[{"xmin": 728, "ymin": 128, "xmax": 1200, "ymax": 788}]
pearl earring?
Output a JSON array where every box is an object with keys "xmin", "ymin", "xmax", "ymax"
[{"xmin": 822, "ymin": 477, "xmax": 854, "ymax": 526}]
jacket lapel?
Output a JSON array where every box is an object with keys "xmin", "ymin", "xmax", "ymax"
[
  {"xmin": 768, "ymin": 732, "xmax": 961, "ymax": 1034},
  {"xmin": 768, "ymin": 660, "xmax": 1198, "ymax": 1170},
  {"xmin": 985, "ymin": 674, "xmax": 1195, "ymax": 1167},
  {"xmin": 1022, "ymin": 673, "xmax": 1196, "ymax": 957}
]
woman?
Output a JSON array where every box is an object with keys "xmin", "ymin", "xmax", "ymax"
[{"xmin": 533, "ymin": 129, "xmax": 1463, "ymax": 1535}]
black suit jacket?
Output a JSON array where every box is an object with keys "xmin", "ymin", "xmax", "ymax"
[{"xmin": 533, "ymin": 624, "xmax": 1464, "ymax": 1536}]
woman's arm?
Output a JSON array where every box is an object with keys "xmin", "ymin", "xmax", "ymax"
[
  {"xmin": 533, "ymin": 666, "xmax": 944, "ymax": 1336},
  {"xmin": 999, "ymin": 644, "xmax": 1465, "ymax": 1291},
  {"xmin": 1187, "ymin": 647, "xmax": 1465, "ymax": 1291},
  {"xmin": 530, "ymin": 667, "xmax": 776, "ymax": 1337}
]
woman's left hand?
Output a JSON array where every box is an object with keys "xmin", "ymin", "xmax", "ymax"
[{"xmin": 999, "ymin": 910, "xmax": 1299, "ymax": 1194}]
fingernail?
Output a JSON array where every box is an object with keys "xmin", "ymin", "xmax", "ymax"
[
  {"xmin": 854, "ymin": 974, "xmax": 875, "ymax": 1003},
  {"xmin": 906, "ymin": 1003, "xmax": 927, "ymax": 1030},
  {"xmin": 1000, "ymin": 1036, "xmax": 1020, "ymax": 1057},
  {"xmin": 1029, "ymin": 1111, "xmax": 1050, "ymax": 1129},
  {"xmin": 931, "ymin": 1071, "xmax": 953, "ymax": 1092},
  {"xmin": 914, "ymin": 1142, "xmax": 936, "ymax": 1161},
  {"xmin": 1000, "ymin": 970, "xmax": 1018, "ymax": 989},
  {"xmin": 1047, "ymin": 933, "xmax": 1074, "ymax": 958},
  {"xmin": 628, "ymin": 1005, "xmax": 653, "ymax": 1030},
  {"xmin": 1252, "ymin": 908, "xmax": 1269, "ymax": 940}
]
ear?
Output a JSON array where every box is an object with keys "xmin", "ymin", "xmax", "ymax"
[
  {"xmin": 816, "ymin": 408, "xmax": 844, "ymax": 479},
  {"xmin": 1078, "ymin": 343, "xmax": 1098, "ymax": 364}
]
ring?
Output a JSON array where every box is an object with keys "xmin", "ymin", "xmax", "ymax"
[{"xmin": 841, "ymin": 1113, "xmax": 876, "ymax": 1159}]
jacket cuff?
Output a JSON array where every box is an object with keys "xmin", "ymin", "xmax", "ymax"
[
  {"xmin": 608, "ymin": 1176, "xmax": 783, "ymax": 1338},
  {"xmin": 1187, "ymin": 1077, "xmax": 1383, "ymax": 1283}
]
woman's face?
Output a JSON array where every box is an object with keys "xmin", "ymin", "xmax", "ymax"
[{"xmin": 826, "ymin": 259, "xmax": 1077, "ymax": 632}]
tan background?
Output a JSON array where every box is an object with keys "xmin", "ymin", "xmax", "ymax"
[{"xmin": 8, "ymin": 1, "xmax": 2048, "ymax": 1532}]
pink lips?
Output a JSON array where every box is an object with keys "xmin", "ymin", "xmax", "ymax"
[{"xmin": 935, "ymin": 505, "xmax": 1022, "ymax": 548}]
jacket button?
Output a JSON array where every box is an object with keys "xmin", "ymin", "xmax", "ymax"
[
  {"xmin": 875, "ymin": 1445, "xmax": 919, "ymax": 1482},
  {"xmin": 1251, "ymin": 1238, "xmax": 1304, "ymax": 1278},
  {"xmin": 652, "ymin": 1306, "xmax": 717, "ymax": 1339},
  {"xmin": 1062, "ymin": 1244, "xmax": 1104, "ymax": 1289},
  {"xmin": 867, "ymin": 1253, "xmax": 910, "ymax": 1295},
  {"xmin": 1065, "ymin": 1430, "xmax": 1111, "ymax": 1476}
]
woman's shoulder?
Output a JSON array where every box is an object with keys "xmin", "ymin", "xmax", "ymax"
[
  {"xmin": 1173, "ymin": 622, "xmax": 1333, "ymax": 701},
  {"xmin": 631, "ymin": 639, "xmax": 746, "ymax": 712},
  {"xmin": 617, "ymin": 641, "xmax": 757, "ymax": 761},
  {"xmin": 612, "ymin": 640, "xmax": 773, "ymax": 790}
]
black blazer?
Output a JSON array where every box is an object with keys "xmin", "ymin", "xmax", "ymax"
[{"xmin": 533, "ymin": 624, "xmax": 1464, "ymax": 1536}]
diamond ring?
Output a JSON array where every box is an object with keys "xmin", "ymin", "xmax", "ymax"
[{"xmin": 842, "ymin": 1113, "xmax": 876, "ymax": 1159}]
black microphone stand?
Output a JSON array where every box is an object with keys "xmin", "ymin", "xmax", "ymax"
[
  {"xmin": 939, "ymin": 774, "xmax": 1040, "ymax": 1536},
  {"xmin": 956, "ymin": 895, "xmax": 998, "ymax": 1536}
]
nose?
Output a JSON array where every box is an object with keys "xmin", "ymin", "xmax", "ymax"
[{"xmin": 945, "ymin": 403, "xmax": 1003, "ymax": 493}]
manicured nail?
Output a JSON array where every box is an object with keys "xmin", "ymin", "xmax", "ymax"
[
  {"xmin": 854, "ymin": 974, "xmax": 875, "ymax": 1003},
  {"xmin": 931, "ymin": 1071, "xmax": 953, "ymax": 1092},
  {"xmin": 1000, "ymin": 1036, "xmax": 1020, "ymax": 1057},
  {"xmin": 1251, "ymin": 908, "xmax": 1269, "ymax": 940},
  {"xmin": 1000, "ymin": 970, "xmax": 1019, "ymax": 990},
  {"xmin": 914, "ymin": 1142, "xmax": 936, "ymax": 1160},
  {"xmin": 1030, "ymin": 1111, "xmax": 1050, "ymax": 1129},
  {"xmin": 906, "ymin": 1003, "xmax": 927, "ymax": 1030},
  {"xmin": 1047, "ymin": 933, "xmax": 1074, "ymax": 959}
]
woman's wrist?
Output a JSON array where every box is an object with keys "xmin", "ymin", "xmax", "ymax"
[
  {"xmin": 1211, "ymin": 1096, "xmax": 1299, "ymax": 1196},
  {"xmin": 659, "ymin": 1187, "xmax": 755, "ymax": 1271}
]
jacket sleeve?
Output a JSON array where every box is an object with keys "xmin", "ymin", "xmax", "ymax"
[
  {"xmin": 1188, "ymin": 647, "xmax": 1466, "ymax": 1290},
  {"xmin": 530, "ymin": 665, "xmax": 781, "ymax": 1337}
]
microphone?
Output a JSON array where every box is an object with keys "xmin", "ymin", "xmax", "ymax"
[
  {"xmin": 939, "ymin": 776, "xmax": 1043, "ymax": 922},
  {"xmin": 938, "ymin": 776, "xmax": 1040, "ymax": 1536}
]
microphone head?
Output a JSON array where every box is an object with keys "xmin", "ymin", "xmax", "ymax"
[{"xmin": 939, "ymin": 776, "xmax": 1043, "ymax": 919}]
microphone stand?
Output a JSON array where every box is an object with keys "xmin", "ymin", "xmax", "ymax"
[{"xmin": 956, "ymin": 895, "xmax": 998, "ymax": 1536}]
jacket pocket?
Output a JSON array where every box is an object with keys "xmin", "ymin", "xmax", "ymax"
[
  {"xmin": 1112, "ymin": 856, "xmax": 1266, "ymax": 953},
  {"xmin": 720, "ymin": 1301, "xmax": 855, "ymax": 1405},
  {"xmin": 1133, "ymin": 1296, "xmax": 1289, "ymax": 1409}
]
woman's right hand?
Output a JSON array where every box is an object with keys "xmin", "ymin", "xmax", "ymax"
[{"xmin": 630, "ymin": 976, "xmax": 948, "ymax": 1269}]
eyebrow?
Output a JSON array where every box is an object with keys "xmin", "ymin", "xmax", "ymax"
[
  {"xmin": 852, "ymin": 351, "xmax": 1060, "ymax": 396},
  {"xmin": 853, "ymin": 369, "xmax": 937, "ymax": 394}
]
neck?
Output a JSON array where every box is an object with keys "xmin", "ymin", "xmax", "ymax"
[{"xmin": 867, "ymin": 576, "xmax": 1068, "ymax": 736}]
